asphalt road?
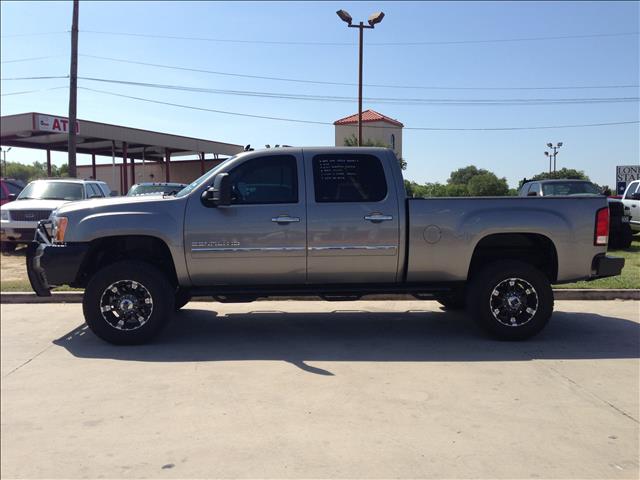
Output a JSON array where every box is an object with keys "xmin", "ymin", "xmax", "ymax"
[{"xmin": 1, "ymin": 300, "xmax": 638, "ymax": 479}]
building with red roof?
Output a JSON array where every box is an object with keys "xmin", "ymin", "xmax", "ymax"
[{"xmin": 334, "ymin": 109, "xmax": 404, "ymax": 159}]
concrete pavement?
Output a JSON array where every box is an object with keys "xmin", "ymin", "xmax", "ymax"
[{"xmin": 1, "ymin": 300, "xmax": 639, "ymax": 479}]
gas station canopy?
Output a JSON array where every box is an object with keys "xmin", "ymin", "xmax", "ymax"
[{"xmin": 0, "ymin": 112, "xmax": 243, "ymax": 160}]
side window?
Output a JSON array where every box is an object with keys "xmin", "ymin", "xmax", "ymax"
[
  {"xmin": 313, "ymin": 154, "xmax": 387, "ymax": 203},
  {"xmin": 228, "ymin": 155, "xmax": 298, "ymax": 205},
  {"xmin": 6, "ymin": 182, "xmax": 22, "ymax": 195},
  {"xmin": 528, "ymin": 183, "xmax": 540, "ymax": 195},
  {"xmin": 88, "ymin": 184, "xmax": 104, "ymax": 197},
  {"xmin": 625, "ymin": 181, "xmax": 639, "ymax": 199},
  {"xmin": 0, "ymin": 185, "xmax": 6, "ymax": 200}
]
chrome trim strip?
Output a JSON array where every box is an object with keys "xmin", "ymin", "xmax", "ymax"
[
  {"xmin": 308, "ymin": 245, "xmax": 397, "ymax": 251},
  {"xmin": 192, "ymin": 246, "xmax": 306, "ymax": 252}
]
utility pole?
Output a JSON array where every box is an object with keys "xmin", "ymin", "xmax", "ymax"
[
  {"xmin": 68, "ymin": 0, "xmax": 79, "ymax": 178},
  {"xmin": 0, "ymin": 147, "xmax": 11, "ymax": 177},
  {"xmin": 546, "ymin": 142, "xmax": 563, "ymax": 173},
  {"xmin": 337, "ymin": 10, "xmax": 384, "ymax": 146}
]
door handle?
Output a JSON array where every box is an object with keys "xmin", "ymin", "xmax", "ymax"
[
  {"xmin": 364, "ymin": 213, "xmax": 393, "ymax": 222},
  {"xmin": 272, "ymin": 215, "xmax": 300, "ymax": 224}
]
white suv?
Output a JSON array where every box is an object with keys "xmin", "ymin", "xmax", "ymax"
[
  {"xmin": 622, "ymin": 180, "xmax": 640, "ymax": 233},
  {"xmin": 1, "ymin": 178, "xmax": 111, "ymax": 251}
]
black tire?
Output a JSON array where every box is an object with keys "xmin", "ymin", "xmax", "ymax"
[
  {"xmin": 82, "ymin": 261, "xmax": 174, "ymax": 345},
  {"xmin": 467, "ymin": 260, "xmax": 554, "ymax": 340},
  {"xmin": 174, "ymin": 288, "xmax": 192, "ymax": 311},
  {"xmin": 434, "ymin": 291, "xmax": 466, "ymax": 310},
  {"xmin": 0, "ymin": 242, "xmax": 16, "ymax": 253}
]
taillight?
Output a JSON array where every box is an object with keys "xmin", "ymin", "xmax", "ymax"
[{"xmin": 594, "ymin": 207, "xmax": 609, "ymax": 246}]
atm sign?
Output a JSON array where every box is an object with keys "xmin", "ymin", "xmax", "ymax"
[{"xmin": 36, "ymin": 114, "xmax": 79, "ymax": 134}]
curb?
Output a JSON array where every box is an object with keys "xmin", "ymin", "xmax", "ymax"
[{"xmin": 1, "ymin": 289, "xmax": 638, "ymax": 304}]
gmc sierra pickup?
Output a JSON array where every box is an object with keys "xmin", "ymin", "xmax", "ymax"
[{"xmin": 27, "ymin": 147, "xmax": 624, "ymax": 344}]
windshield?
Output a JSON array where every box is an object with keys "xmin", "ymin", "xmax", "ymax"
[
  {"xmin": 128, "ymin": 184, "xmax": 185, "ymax": 196},
  {"xmin": 542, "ymin": 182, "xmax": 601, "ymax": 196},
  {"xmin": 17, "ymin": 181, "xmax": 84, "ymax": 201},
  {"xmin": 174, "ymin": 155, "xmax": 238, "ymax": 198}
]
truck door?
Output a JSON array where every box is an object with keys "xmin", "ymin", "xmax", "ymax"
[
  {"xmin": 304, "ymin": 150, "xmax": 400, "ymax": 283},
  {"xmin": 184, "ymin": 152, "xmax": 306, "ymax": 285}
]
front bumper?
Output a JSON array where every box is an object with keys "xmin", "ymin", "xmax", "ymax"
[
  {"xmin": 26, "ymin": 221, "xmax": 89, "ymax": 297},
  {"xmin": 1, "ymin": 227, "xmax": 36, "ymax": 243},
  {"xmin": 591, "ymin": 254, "xmax": 625, "ymax": 279}
]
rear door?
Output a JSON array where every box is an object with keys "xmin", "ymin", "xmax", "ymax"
[
  {"xmin": 184, "ymin": 151, "xmax": 307, "ymax": 285},
  {"xmin": 304, "ymin": 150, "xmax": 400, "ymax": 283}
]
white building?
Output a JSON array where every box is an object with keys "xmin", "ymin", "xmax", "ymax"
[{"xmin": 334, "ymin": 109, "xmax": 404, "ymax": 159}]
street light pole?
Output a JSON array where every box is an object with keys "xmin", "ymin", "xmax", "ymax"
[
  {"xmin": 337, "ymin": 10, "xmax": 384, "ymax": 147},
  {"xmin": 68, "ymin": 0, "xmax": 79, "ymax": 178},
  {"xmin": 546, "ymin": 142, "xmax": 563, "ymax": 173},
  {"xmin": 0, "ymin": 147, "xmax": 12, "ymax": 177}
]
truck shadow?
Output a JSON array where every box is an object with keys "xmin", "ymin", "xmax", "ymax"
[{"xmin": 53, "ymin": 307, "xmax": 640, "ymax": 374}]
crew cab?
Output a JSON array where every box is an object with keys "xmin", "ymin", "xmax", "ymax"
[{"xmin": 27, "ymin": 147, "xmax": 624, "ymax": 344}]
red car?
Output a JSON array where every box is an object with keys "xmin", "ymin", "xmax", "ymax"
[{"xmin": 0, "ymin": 178, "xmax": 24, "ymax": 206}]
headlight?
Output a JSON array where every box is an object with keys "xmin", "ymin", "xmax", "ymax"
[
  {"xmin": 53, "ymin": 217, "xmax": 68, "ymax": 243},
  {"xmin": 0, "ymin": 210, "xmax": 9, "ymax": 221}
]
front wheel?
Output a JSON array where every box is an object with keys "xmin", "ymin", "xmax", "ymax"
[
  {"xmin": 467, "ymin": 261, "xmax": 553, "ymax": 340},
  {"xmin": 83, "ymin": 261, "xmax": 174, "ymax": 345}
]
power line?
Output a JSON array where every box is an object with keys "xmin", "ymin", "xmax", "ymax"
[
  {"xmin": 0, "ymin": 75, "xmax": 68, "ymax": 80},
  {"xmin": 76, "ymin": 76, "xmax": 639, "ymax": 105},
  {"xmin": 5, "ymin": 74, "xmax": 637, "ymax": 105},
  {"xmin": 81, "ymin": 29, "xmax": 639, "ymax": 46},
  {"xmin": 1, "ymin": 55, "xmax": 63, "ymax": 64},
  {"xmin": 79, "ymin": 54, "xmax": 640, "ymax": 91},
  {"xmin": 0, "ymin": 31, "xmax": 68, "ymax": 38},
  {"xmin": 0, "ymin": 86, "xmax": 68, "ymax": 96},
  {"xmin": 79, "ymin": 86, "xmax": 640, "ymax": 131}
]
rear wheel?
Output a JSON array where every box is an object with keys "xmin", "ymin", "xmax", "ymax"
[
  {"xmin": 467, "ymin": 260, "xmax": 553, "ymax": 340},
  {"xmin": 83, "ymin": 261, "xmax": 174, "ymax": 345}
]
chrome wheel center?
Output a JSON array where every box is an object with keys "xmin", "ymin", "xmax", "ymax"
[
  {"xmin": 99, "ymin": 280, "xmax": 154, "ymax": 331},
  {"xmin": 489, "ymin": 278, "xmax": 539, "ymax": 327}
]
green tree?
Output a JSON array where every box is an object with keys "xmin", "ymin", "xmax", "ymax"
[
  {"xmin": 467, "ymin": 172, "xmax": 510, "ymax": 196},
  {"xmin": 447, "ymin": 165, "xmax": 490, "ymax": 186}
]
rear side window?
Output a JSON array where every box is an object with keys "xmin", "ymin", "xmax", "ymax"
[
  {"xmin": 5, "ymin": 182, "xmax": 22, "ymax": 195},
  {"xmin": 228, "ymin": 155, "xmax": 298, "ymax": 205},
  {"xmin": 312, "ymin": 154, "xmax": 387, "ymax": 203},
  {"xmin": 88, "ymin": 184, "xmax": 104, "ymax": 197}
]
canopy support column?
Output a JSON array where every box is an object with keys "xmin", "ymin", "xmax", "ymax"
[
  {"xmin": 122, "ymin": 142, "xmax": 128, "ymax": 194},
  {"xmin": 130, "ymin": 156, "xmax": 135, "ymax": 186},
  {"xmin": 165, "ymin": 148, "xmax": 171, "ymax": 182},
  {"xmin": 200, "ymin": 152, "xmax": 205, "ymax": 174},
  {"xmin": 46, "ymin": 149, "xmax": 52, "ymax": 177},
  {"xmin": 91, "ymin": 153, "xmax": 96, "ymax": 179}
]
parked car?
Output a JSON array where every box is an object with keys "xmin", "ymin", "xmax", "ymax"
[
  {"xmin": 27, "ymin": 147, "xmax": 623, "ymax": 344},
  {"xmin": 127, "ymin": 182, "xmax": 187, "ymax": 197},
  {"xmin": 0, "ymin": 178, "xmax": 24, "ymax": 206},
  {"xmin": 1, "ymin": 178, "xmax": 111, "ymax": 251},
  {"xmin": 621, "ymin": 180, "xmax": 640, "ymax": 233},
  {"xmin": 519, "ymin": 179, "xmax": 632, "ymax": 248}
]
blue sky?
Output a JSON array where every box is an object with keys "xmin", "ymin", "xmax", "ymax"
[{"xmin": 1, "ymin": 1, "xmax": 638, "ymax": 188}]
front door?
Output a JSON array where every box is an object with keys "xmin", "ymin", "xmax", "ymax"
[
  {"xmin": 304, "ymin": 150, "xmax": 401, "ymax": 284},
  {"xmin": 184, "ymin": 152, "xmax": 306, "ymax": 285}
]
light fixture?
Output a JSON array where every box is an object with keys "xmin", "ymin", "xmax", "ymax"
[
  {"xmin": 368, "ymin": 11, "xmax": 385, "ymax": 26},
  {"xmin": 336, "ymin": 9, "xmax": 352, "ymax": 25}
]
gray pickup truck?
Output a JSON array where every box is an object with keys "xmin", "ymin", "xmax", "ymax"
[{"xmin": 27, "ymin": 147, "xmax": 623, "ymax": 344}]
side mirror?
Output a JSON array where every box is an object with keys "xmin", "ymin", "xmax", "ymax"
[
  {"xmin": 527, "ymin": 191, "xmax": 538, "ymax": 197},
  {"xmin": 201, "ymin": 173, "xmax": 231, "ymax": 207},
  {"xmin": 632, "ymin": 192, "xmax": 640, "ymax": 200},
  {"xmin": 8, "ymin": 193, "xmax": 17, "ymax": 201}
]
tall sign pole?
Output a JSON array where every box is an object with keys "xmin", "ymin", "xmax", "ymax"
[
  {"xmin": 68, "ymin": 0, "xmax": 79, "ymax": 178},
  {"xmin": 358, "ymin": 22, "xmax": 364, "ymax": 146}
]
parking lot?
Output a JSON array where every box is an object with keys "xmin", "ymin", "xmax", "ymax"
[{"xmin": 1, "ymin": 299, "xmax": 638, "ymax": 478}]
